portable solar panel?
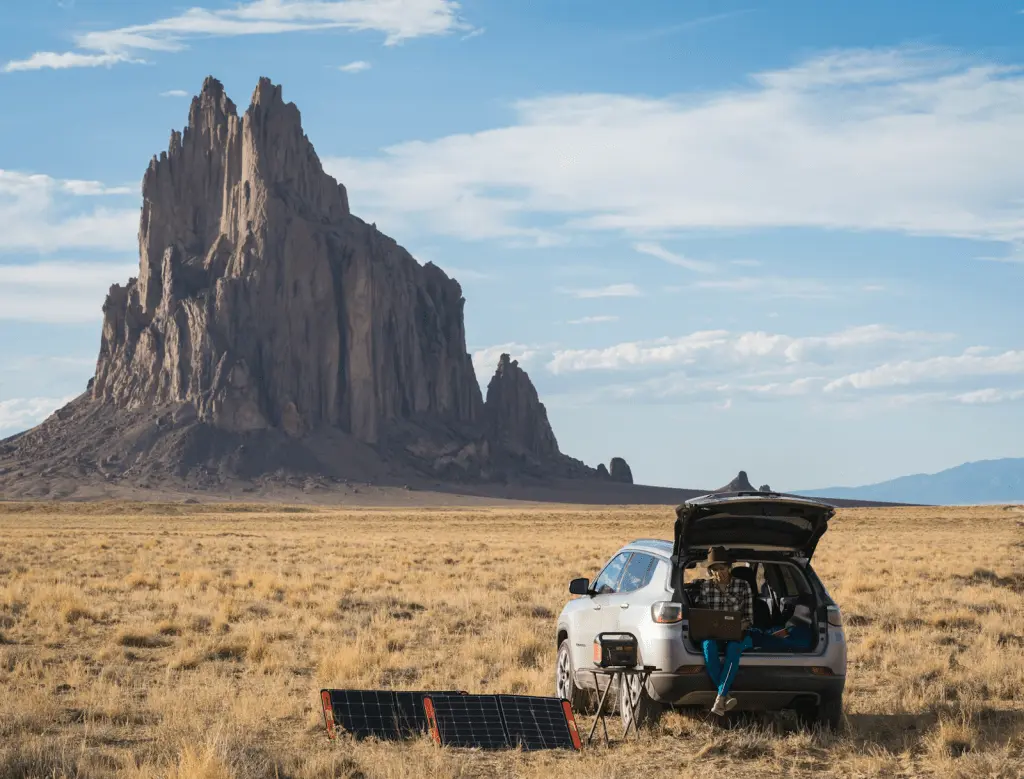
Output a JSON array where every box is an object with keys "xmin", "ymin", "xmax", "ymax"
[
  {"xmin": 320, "ymin": 689, "xmax": 463, "ymax": 741},
  {"xmin": 424, "ymin": 694, "xmax": 510, "ymax": 749},
  {"xmin": 423, "ymin": 694, "xmax": 581, "ymax": 751}
]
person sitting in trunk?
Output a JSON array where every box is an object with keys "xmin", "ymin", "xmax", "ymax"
[{"xmin": 696, "ymin": 546, "xmax": 754, "ymax": 716}]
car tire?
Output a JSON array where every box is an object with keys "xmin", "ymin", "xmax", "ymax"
[
  {"xmin": 556, "ymin": 639, "xmax": 593, "ymax": 713},
  {"xmin": 619, "ymin": 671, "xmax": 663, "ymax": 732},
  {"xmin": 796, "ymin": 693, "xmax": 843, "ymax": 731}
]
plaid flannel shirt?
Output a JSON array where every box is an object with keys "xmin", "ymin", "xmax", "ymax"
[{"xmin": 697, "ymin": 577, "xmax": 754, "ymax": 626}]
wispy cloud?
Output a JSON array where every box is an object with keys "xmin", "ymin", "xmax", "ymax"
[
  {"xmin": 160, "ymin": 89, "xmax": 189, "ymax": 97},
  {"xmin": 690, "ymin": 276, "xmax": 835, "ymax": 299},
  {"xmin": 0, "ymin": 170, "xmax": 137, "ymax": 253},
  {"xmin": 3, "ymin": 52, "xmax": 135, "ymax": 72},
  {"xmin": 568, "ymin": 315, "xmax": 619, "ymax": 325},
  {"xmin": 567, "ymin": 283, "xmax": 641, "ymax": 299},
  {"xmin": 4, "ymin": 0, "xmax": 470, "ymax": 72},
  {"xmin": 546, "ymin": 324, "xmax": 949, "ymax": 374},
  {"xmin": 325, "ymin": 47, "xmax": 1024, "ymax": 245},
  {"xmin": 954, "ymin": 387, "xmax": 1024, "ymax": 404},
  {"xmin": 623, "ymin": 10, "xmax": 752, "ymax": 43},
  {"xmin": 0, "ymin": 261, "xmax": 135, "ymax": 323},
  {"xmin": 634, "ymin": 242, "xmax": 714, "ymax": 273},
  {"xmin": 339, "ymin": 60, "xmax": 371, "ymax": 73},
  {"xmin": 825, "ymin": 349, "xmax": 1024, "ymax": 391}
]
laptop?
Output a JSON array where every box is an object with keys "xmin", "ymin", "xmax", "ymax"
[{"xmin": 687, "ymin": 608, "xmax": 745, "ymax": 641}]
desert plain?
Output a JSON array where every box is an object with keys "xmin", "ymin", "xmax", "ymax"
[{"xmin": 0, "ymin": 501, "xmax": 1022, "ymax": 779}]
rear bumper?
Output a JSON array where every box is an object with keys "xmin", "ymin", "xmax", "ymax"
[{"xmin": 648, "ymin": 666, "xmax": 845, "ymax": 710}]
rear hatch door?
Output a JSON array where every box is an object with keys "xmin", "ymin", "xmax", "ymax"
[{"xmin": 673, "ymin": 493, "xmax": 835, "ymax": 561}]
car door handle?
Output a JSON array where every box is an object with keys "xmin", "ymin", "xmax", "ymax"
[
  {"xmin": 592, "ymin": 604, "xmax": 601, "ymax": 610},
  {"xmin": 620, "ymin": 603, "xmax": 629, "ymax": 609}
]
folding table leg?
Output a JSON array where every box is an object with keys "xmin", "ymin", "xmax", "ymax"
[{"xmin": 586, "ymin": 672, "xmax": 615, "ymax": 746}]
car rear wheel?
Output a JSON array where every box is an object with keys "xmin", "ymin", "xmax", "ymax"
[
  {"xmin": 556, "ymin": 640, "xmax": 593, "ymax": 713},
  {"xmin": 796, "ymin": 692, "xmax": 843, "ymax": 731},
  {"xmin": 619, "ymin": 671, "xmax": 663, "ymax": 731}
]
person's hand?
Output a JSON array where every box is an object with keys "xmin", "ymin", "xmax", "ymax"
[{"xmin": 741, "ymin": 619, "xmax": 751, "ymax": 630}]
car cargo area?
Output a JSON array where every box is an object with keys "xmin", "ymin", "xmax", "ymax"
[{"xmin": 681, "ymin": 558, "xmax": 823, "ymax": 654}]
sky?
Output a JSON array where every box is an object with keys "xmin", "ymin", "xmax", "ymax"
[{"xmin": 1, "ymin": 0, "xmax": 1024, "ymax": 491}]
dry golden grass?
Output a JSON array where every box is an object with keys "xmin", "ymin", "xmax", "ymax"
[{"xmin": 0, "ymin": 501, "xmax": 1022, "ymax": 778}]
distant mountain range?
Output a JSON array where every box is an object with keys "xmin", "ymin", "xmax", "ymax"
[{"xmin": 794, "ymin": 458, "xmax": 1024, "ymax": 505}]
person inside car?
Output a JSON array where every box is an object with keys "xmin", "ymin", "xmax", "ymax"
[{"xmin": 696, "ymin": 546, "xmax": 754, "ymax": 716}]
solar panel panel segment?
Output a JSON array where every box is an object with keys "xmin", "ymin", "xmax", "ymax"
[
  {"xmin": 497, "ymin": 695, "xmax": 579, "ymax": 751},
  {"xmin": 320, "ymin": 690, "xmax": 463, "ymax": 741},
  {"xmin": 424, "ymin": 694, "xmax": 510, "ymax": 749}
]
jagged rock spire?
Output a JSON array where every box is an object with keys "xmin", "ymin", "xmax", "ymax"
[
  {"xmin": 483, "ymin": 354, "xmax": 559, "ymax": 458},
  {"xmin": 93, "ymin": 77, "xmax": 481, "ymax": 444}
]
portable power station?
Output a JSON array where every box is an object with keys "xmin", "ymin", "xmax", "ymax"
[{"xmin": 592, "ymin": 632, "xmax": 639, "ymax": 668}]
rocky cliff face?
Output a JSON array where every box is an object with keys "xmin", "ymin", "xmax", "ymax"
[
  {"xmin": 483, "ymin": 354, "xmax": 560, "ymax": 458},
  {"xmin": 93, "ymin": 77, "xmax": 482, "ymax": 446}
]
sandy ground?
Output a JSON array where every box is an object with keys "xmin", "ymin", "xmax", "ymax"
[{"xmin": 1, "ymin": 502, "xmax": 1022, "ymax": 778}]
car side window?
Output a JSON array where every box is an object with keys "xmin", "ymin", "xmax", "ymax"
[
  {"xmin": 619, "ymin": 553, "xmax": 655, "ymax": 593},
  {"xmin": 592, "ymin": 552, "xmax": 630, "ymax": 594}
]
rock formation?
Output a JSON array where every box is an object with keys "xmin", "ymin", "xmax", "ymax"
[
  {"xmin": 596, "ymin": 463, "xmax": 610, "ymax": 478},
  {"xmin": 609, "ymin": 457, "xmax": 633, "ymax": 484},
  {"xmin": 93, "ymin": 77, "xmax": 481, "ymax": 446},
  {"xmin": 483, "ymin": 354, "xmax": 559, "ymax": 458},
  {"xmin": 759, "ymin": 483, "xmax": 772, "ymax": 493},
  {"xmin": 716, "ymin": 470, "xmax": 755, "ymax": 493},
  {"xmin": 0, "ymin": 77, "xmax": 606, "ymax": 496}
]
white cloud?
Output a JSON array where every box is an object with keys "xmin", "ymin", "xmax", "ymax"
[
  {"xmin": 825, "ymin": 349, "xmax": 1024, "ymax": 391},
  {"xmin": 160, "ymin": 89, "xmax": 190, "ymax": 97},
  {"xmin": 3, "ymin": 52, "xmax": 134, "ymax": 72},
  {"xmin": 0, "ymin": 396, "xmax": 76, "ymax": 435},
  {"xmin": 954, "ymin": 387, "xmax": 1024, "ymax": 404},
  {"xmin": 5, "ymin": 0, "xmax": 469, "ymax": 72},
  {"xmin": 340, "ymin": 60, "xmax": 371, "ymax": 73},
  {"xmin": 568, "ymin": 315, "xmax": 619, "ymax": 325},
  {"xmin": 567, "ymin": 283, "xmax": 641, "ymax": 299},
  {"xmin": 0, "ymin": 261, "xmax": 135, "ymax": 323},
  {"xmin": 546, "ymin": 324, "xmax": 946, "ymax": 374},
  {"xmin": 634, "ymin": 242, "xmax": 714, "ymax": 273},
  {"xmin": 0, "ymin": 170, "xmax": 137, "ymax": 253},
  {"xmin": 324, "ymin": 47, "xmax": 1024, "ymax": 244}
]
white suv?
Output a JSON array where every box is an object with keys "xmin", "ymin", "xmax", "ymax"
[{"xmin": 555, "ymin": 493, "xmax": 847, "ymax": 730}]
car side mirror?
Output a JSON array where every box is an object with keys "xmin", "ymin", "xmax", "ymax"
[{"xmin": 569, "ymin": 577, "xmax": 590, "ymax": 596}]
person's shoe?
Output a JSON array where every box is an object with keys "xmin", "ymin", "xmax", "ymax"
[
  {"xmin": 723, "ymin": 696, "xmax": 738, "ymax": 712},
  {"xmin": 710, "ymin": 695, "xmax": 727, "ymax": 716}
]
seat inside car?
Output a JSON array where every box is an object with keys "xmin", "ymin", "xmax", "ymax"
[{"xmin": 730, "ymin": 565, "xmax": 772, "ymax": 629}]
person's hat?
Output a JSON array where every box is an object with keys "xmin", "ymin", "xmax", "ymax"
[{"xmin": 706, "ymin": 546, "xmax": 732, "ymax": 570}]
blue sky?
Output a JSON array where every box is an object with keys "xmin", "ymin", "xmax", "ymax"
[{"xmin": 2, "ymin": 0, "xmax": 1024, "ymax": 490}]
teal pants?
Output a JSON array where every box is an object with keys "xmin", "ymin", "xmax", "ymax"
[{"xmin": 702, "ymin": 634, "xmax": 753, "ymax": 697}]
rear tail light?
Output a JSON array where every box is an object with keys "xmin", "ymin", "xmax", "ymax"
[
  {"xmin": 810, "ymin": 666, "xmax": 834, "ymax": 676},
  {"xmin": 651, "ymin": 602, "xmax": 683, "ymax": 624},
  {"xmin": 826, "ymin": 606, "xmax": 843, "ymax": 627}
]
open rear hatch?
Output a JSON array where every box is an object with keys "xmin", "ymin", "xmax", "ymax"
[{"xmin": 672, "ymin": 492, "xmax": 835, "ymax": 561}]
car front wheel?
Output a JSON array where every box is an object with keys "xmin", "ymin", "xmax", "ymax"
[{"xmin": 556, "ymin": 639, "xmax": 593, "ymax": 713}]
